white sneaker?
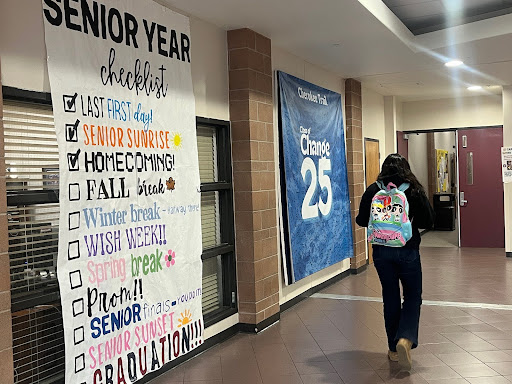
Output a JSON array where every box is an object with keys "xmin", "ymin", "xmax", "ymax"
[
  {"xmin": 396, "ymin": 338, "xmax": 412, "ymax": 371},
  {"xmin": 388, "ymin": 350, "xmax": 398, "ymax": 362}
]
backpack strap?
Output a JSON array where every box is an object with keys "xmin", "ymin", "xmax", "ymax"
[{"xmin": 398, "ymin": 182, "xmax": 410, "ymax": 192}]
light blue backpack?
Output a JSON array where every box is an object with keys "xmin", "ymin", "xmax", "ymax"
[{"xmin": 367, "ymin": 181, "xmax": 413, "ymax": 247}]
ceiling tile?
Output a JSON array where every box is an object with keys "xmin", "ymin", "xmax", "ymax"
[
  {"xmin": 384, "ymin": 0, "xmax": 512, "ymax": 34},
  {"xmin": 391, "ymin": 1, "xmax": 444, "ymax": 20},
  {"xmin": 383, "ymin": 0, "xmax": 431, "ymax": 7}
]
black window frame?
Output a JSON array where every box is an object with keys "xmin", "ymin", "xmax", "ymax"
[{"xmin": 196, "ymin": 116, "xmax": 238, "ymax": 327}]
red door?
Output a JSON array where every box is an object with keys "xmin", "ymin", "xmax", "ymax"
[{"xmin": 458, "ymin": 127, "xmax": 504, "ymax": 247}]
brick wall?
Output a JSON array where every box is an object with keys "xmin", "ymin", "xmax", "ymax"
[
  {"xmin": 0, "ymin": 61, "xmax": 15, "ymax": 383},
  {"xmin": 345, "ymin": 79, "xmax": 367, "ymax": 272},
  {"xmin": 227, "ymin": 29, "xmax": 280, "ymax": 328}
]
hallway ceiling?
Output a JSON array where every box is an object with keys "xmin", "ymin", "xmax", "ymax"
[
  {"xmin": 161, "ymin": 0, "xmax": 512, "ymax": 101},
  {"xmin": 382, "ymin": 0, "xmax": 512, "ymax": 35}
]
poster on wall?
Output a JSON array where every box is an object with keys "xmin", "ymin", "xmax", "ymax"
[
  {"xmin": 277, "ymin": 71, "xmax": 353, "ymax": 284},
  {"xmin": 436, "ymin": 149, "xmax": 449, "ymax": 192},
  {"xmin": 502, "ymin": 146, "xmax": 512, "ymax": 183},
  {"xmin": 42, "ymin": 0, "xmax": 203, "ymax": 382}
]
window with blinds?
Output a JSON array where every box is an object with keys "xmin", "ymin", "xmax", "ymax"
[
  {"xmin": 197, "ymin": 127, "xmax": 222, "ymax": 314},
  {"xmin": 3, "ymin": 102, "xmax": 60, "ymax": 311},
  {"xmin": 198, "ymin": 127, "xmax": 220, "ymax": 249},
  {"xmin": 3, "ymin": 97, "xmax": 235, "ymax": 383},
  {"xmin": 4, "ymin": 100, "xmax": 62, "ymax": 384},
  {"xmin": 196, "ymin": 119, "xmax": 236, "ymax": 323}
]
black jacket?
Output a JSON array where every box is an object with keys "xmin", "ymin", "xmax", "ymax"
[{"xmin": 356, "ymin": 178, "xmax": 435, "ymax": 250}]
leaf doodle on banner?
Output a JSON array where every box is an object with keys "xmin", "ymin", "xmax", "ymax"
[
  {"xmin": 166, "ymin": 177, "xmax": 176, "ymax": 191},
  {"xmin": 178, "ymin": 309, "xmax": 192, "ymax": 327}
]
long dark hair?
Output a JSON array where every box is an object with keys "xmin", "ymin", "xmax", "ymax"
[{"xmin": 377, "ymin": 153, "xmax": 425, "ymax": 196}]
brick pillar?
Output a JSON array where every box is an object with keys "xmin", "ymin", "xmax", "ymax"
[
  {"xmin": 345, "ymin": 79, "xmax": 367, "ymax": 273},
  {"xmin": 227, "ymin": 29, "xmax": 279, "ymax": 331},
  {"xmin": 0, "ymin": 61, "xmax": 14, "ymax": 382}
]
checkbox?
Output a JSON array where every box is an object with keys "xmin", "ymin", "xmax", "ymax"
[
  {"xmin": 69, "ymin": 270, "xmax": 82, "ymax": 289},
  {"xmin": 72, "ymin": 298, "xmax": 84, "ymax": 317},
  {"xmin": 66, "ymin": 119, "xmax": 80, "ymax": 142},
  {"xmin": 69, "ymin": 183, "xmax": 80, "ymax": 201},
  {"xmin": 63, "ymin": 93, "xmax": 78, "ymax": 113},
  {"xmin": 68, "ymin": 240, "xmax": 80, "ymax": 260},
  {"xmin": 69, "ymin": 211, "xmax": 80, "ymax": 230},
  {"xmin": 74, "ymin": 353, "xmax": 85, "ymax": 373},
  {"xmin": 67, "ymin": 149, "xmax": 81, "ymax": 172},
  {"xmin": 74, "ymin": 326, "xmax": 84, "ymax": 345}
]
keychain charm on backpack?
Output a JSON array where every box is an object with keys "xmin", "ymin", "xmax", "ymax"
[{"xmin": 368, "ymin": 181, "xmax": 413, "ymax": 247}]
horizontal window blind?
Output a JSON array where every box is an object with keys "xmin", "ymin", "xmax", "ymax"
[
  {"xmin": 4, "ymin": 101, "xmax": 63, "ymax": 384},
  {"xmin": 12, "ymin": 305, "xmax": 65, "ymax": 384},
  {"xmin": 202, "ymin": 256, "xmax": 222, "ymax": 314},
  {"xmin": 197, "ymin": 127, "xmax": 221, "ymax": 313},
  {"xmin": 197, "ymin": 126, "xmax": 217, "ymax": 183},
  {"xmin": 3, "ymin": 101, "xmax": 60, "ymax": 309}
]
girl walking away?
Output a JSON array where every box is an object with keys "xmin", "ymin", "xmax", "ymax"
[{"xmin": 356, "ymin": 153, "xmax": 434, "ymax": 370}]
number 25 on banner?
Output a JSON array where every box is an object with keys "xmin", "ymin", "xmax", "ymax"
[{"xmin": 301, "ymin": 157, "xmax": 332, "ymax": 219}]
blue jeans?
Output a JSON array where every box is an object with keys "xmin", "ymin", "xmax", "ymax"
[{"xmin": 373, "ymin": 246, "xmax": 422, "ymax": 352}]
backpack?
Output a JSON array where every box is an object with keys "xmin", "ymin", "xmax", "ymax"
[{"xmin": 367, "ymin": 181, "xmax": 412, "ymax": 247}]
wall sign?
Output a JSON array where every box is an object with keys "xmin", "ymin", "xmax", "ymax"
[
  {"xmin": 277, "ymin": 71, "xmax": 353, "ymax": 284},
  {"xmin": 436, "ymin": 149, "xmax": 449, "ymax": 192},
  {"xmin": 503, "ymin": 146, "xmax": 512, "ymax": 183},
  {"xmin": 42, "ymin": 0, "xmax": 203, "ymax": 382}
]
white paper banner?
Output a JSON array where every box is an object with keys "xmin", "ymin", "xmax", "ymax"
[
  {"xmin": 42, "ymin": 0, "xmax": 203, "ymax": 382},
  {"xmin": 503, "ymin": 146, "xmax": 512, "ymax": 183}
]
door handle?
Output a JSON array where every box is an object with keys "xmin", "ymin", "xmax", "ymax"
[{"xmin": 460, "ymin": 191, "xmax": 468, "ymax": 206}]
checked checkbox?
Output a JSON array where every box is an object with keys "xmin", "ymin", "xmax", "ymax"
[
  {"xmin": 63, "ymin": 93, "xmax": 78, "ymax": 113},
  {"xmin": 67, "ymin": 149, "xmax": 81, "ymax": 172},
  {"xmin": 66, "ymin": 119, "xmax": 80, "ymax": 142}
]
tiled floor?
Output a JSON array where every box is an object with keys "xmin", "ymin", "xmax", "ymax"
[
  {"xmin": 420, "ymin": 230, "xmax": 458, "ymax": 248},
  {"xmin": 151, "ymin": 247, "xmax": 512, "ymax": 383}
]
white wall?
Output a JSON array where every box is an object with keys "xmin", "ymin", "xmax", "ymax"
[
  {"xmin": 0, "ymin": 0, "xmax": 229, "ymax": 121},
  {"xmin": 434, "ymin": 131, "xmax": 456, "ymax": 152},
  {"xmin": 0, "ymin": 0, "xmax": 48, "ymax": 92},
  {"xmin": 383, "ymin": 96, "xmax": 397, "ymax": 156},
  {"xmin": 402, "ymin": 95, "xmax": 503, "ymax": 131},
  {"xmin": 190, "ymin": 18, "xmax": 229, "ymax": 120},
  {"xmin": 362, "ymin": 86, "xmax": 386, "ymax": 166},
  {"xmin": 396, "ymin": 100, "xmax": 403, "ymax": 133},
  {"xmin": 272, "ymin": 47, "xmax": 352, "ymax": 305},
  {"xmin": 407, "ymin": 133, "xmax": 429, "ymax": 190}
]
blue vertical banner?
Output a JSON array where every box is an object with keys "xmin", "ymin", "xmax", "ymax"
[{"xmin": 278, "ymin": 71, "xmax": 353, "ymax": 283}]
